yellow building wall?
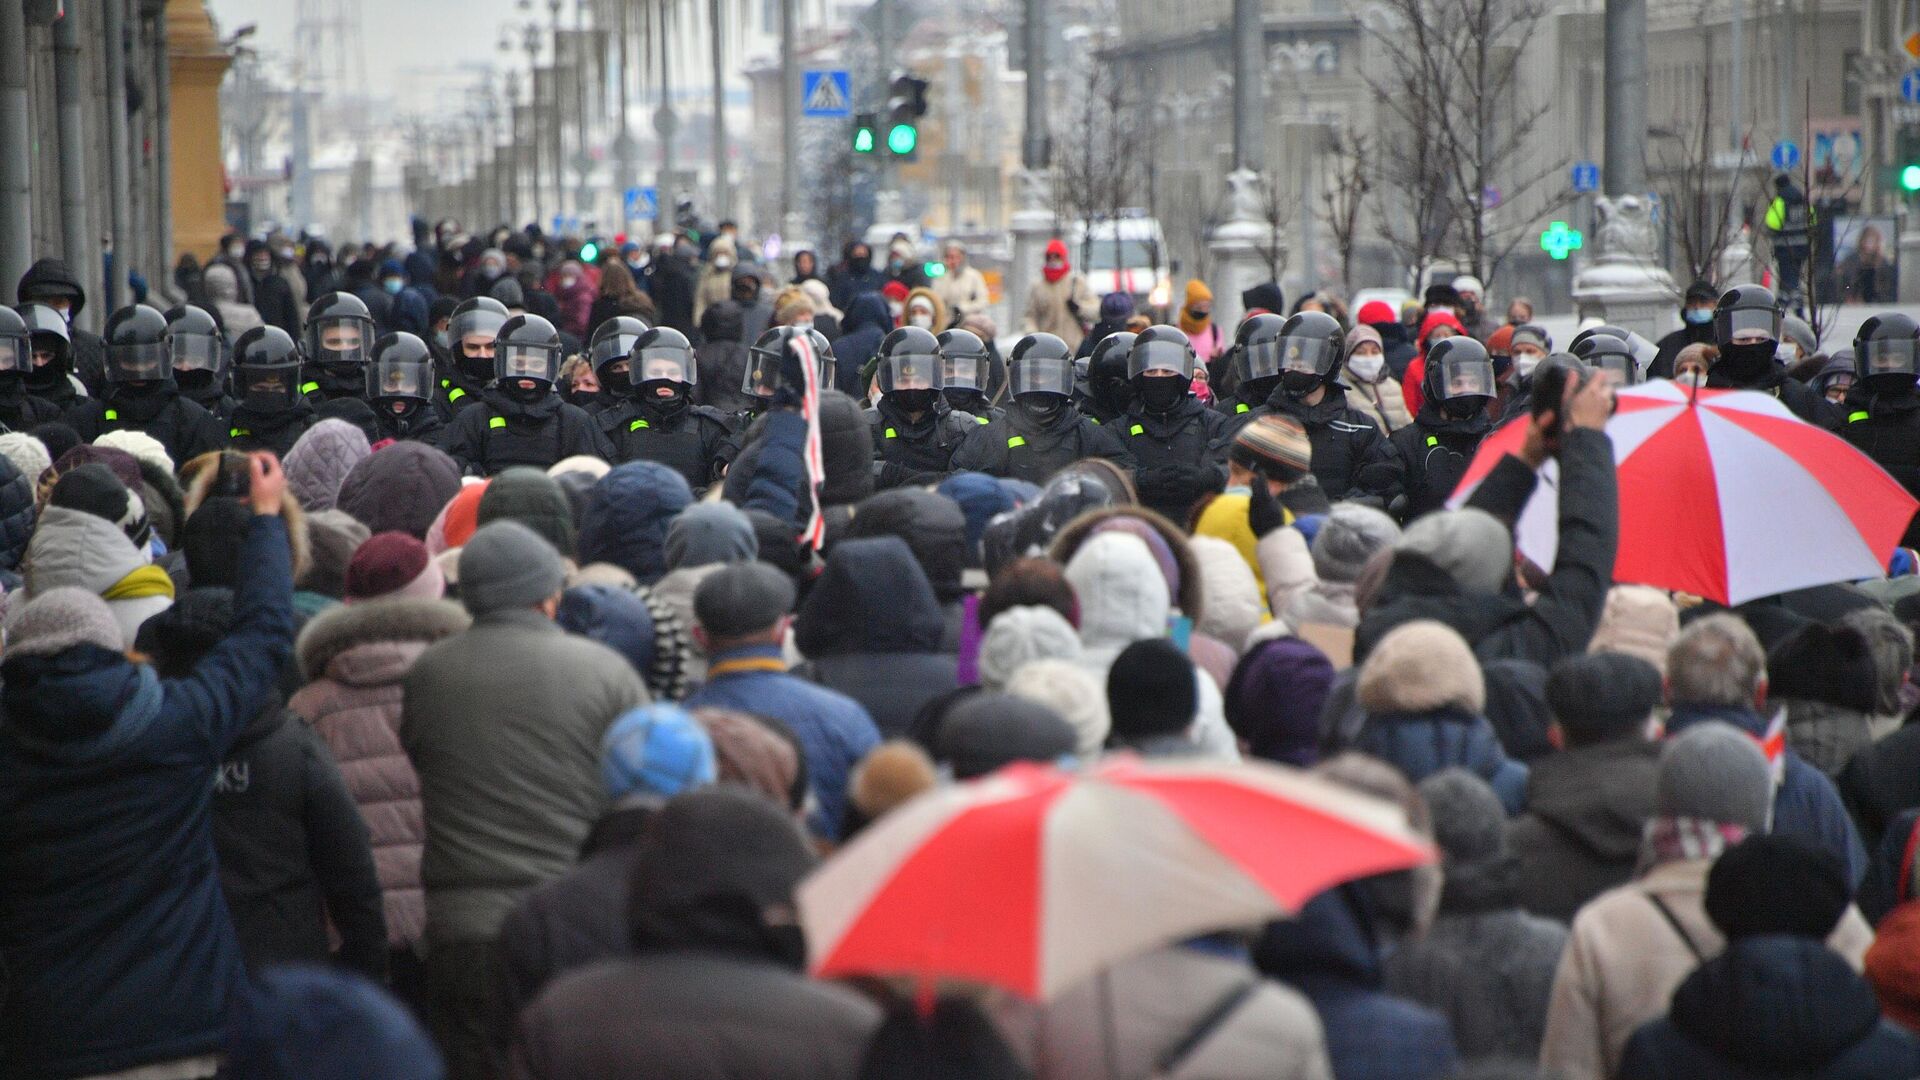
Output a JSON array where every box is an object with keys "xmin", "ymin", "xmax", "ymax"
[{"xmin": 167, "ymin": 0, "xmax": 229, "ymax": 264}]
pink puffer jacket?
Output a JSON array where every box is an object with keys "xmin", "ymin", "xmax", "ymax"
[{"xmin": 287, "ymin": 596, "xmax": 470, "ymax": 948}]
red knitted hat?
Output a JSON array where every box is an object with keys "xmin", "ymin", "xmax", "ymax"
[{"xmin": 345, "ymin": 531, "xmax": 444, "ymax": 603}]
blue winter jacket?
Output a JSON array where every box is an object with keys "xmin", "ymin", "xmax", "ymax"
[
  {"xmin": 1667, "ymin": 703, "xmax": 1868, "ymax": 886},
  {"xmin": 0, "ymin": 514, "xmax": 295, "ymax": 1080},
  {"xmin": 576, "ymin": 460, "xmax": 694, "ymax": 585},
  {"xmin": 1353, "ymin": 706, "xmax": 1529, "ymax": 814}
]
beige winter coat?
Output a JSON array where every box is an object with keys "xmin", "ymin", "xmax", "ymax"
[
  {"xmin": 1023, "ymin": 271, "xmax": 1099, "ymax": 350},
  {"xmin": 1343, "ymin": 368, "xmax": 1413, "ymax": 433},
  {"xmin": 1537, "ymin": 857, "xmax": 1875, "ymax": 1080},
  {"xmin": 933, "ymin": 264, "xmax": 992, "ymax": 323}
]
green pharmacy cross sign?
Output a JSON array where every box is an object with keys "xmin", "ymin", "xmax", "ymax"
[{"xmin": 1541, "ymin": 221, "xmax": 1584, "ymax": 261}]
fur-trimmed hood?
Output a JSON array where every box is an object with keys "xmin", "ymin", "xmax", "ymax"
[
  {"xmin": 1048, "ymin": 504, "xmax": 1205, "ymax": 623},
  {"xmin": 295, "ymin": 595, "xmax": 470, "ymax": 682},
  {"xmin": 1357, "ymin": 618, "xmax": 1487, "ymax": 716},
  {"xmin": 179, "ymin": 451, "xmax": 313, "ymax": 582}
]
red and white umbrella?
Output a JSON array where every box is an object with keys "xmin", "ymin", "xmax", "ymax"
[
  {"xmin": 1449, "ymin": 381, "xmax": 1919, "ymax": 606},
  {"xmin": 797, "ymin": 756, "xmax": 1433, "ymax": 1001}
]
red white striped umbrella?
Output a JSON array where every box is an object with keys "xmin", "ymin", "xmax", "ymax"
[
  {"xmin": 1449, "ymin": 381, "xmax": 1918, "ymax": 606},
  {"xmin": 797, "ymin": 756, "xmax": 1433, "ymax": 1001}
]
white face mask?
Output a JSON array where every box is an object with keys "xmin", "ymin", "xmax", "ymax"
[
  {"xmin": 1347, "ymin": 353, "xmax": 1385, "ymax": 383},
  {"xmin": 1514, "ymin": 353, "xmax": 1542, "ymax": 379},
  {"xmin": 909, "ymin": 313, "xmax": 933, "ymax": 329}
]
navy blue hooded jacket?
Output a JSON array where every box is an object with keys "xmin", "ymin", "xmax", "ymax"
[
  {"xmin": 577, "ymin": 461, "xmax": 695, "ymax": 585},
  {"xmin": 833, "ymin": 293, "xmax": 892, "ymax": 398},
  {"xmin": 793, "ymin": 536, "xmax": 959, "ymax": 737},
  {"xmin": 0, "ymin": 513, "xmax": 295, "ymax": 1080}
]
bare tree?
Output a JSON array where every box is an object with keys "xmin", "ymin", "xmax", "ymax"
[
  {"xmin": 1364, "ymin": 85, "xmax": 1451, "ymax": 288},
  {"xmin": 1357, "ymin": 0, "xmax": 1566, "ymax": 290},
  {"xmin": 1319, "ymin": 131, "xmax": 1372, "ymax": 294},
  {"xmin": 1254, "ymin": 171, "xmax": 1294, "ymax": 284},
  {"xmin": 1051, "ymin": 26, "xmax": 1140, "ymax": 272},
  {"xmin": 1649, "ymin": 19, "xmax": 1764, "ymax": 297}
]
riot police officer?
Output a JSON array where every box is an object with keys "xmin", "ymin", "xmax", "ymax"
[
  {"xmin": 1078, "ymin": 331, "xmax": 1136, "ymax": 426},
  {"xmin": 1219, "ymin": 312, "xmax": 1287, "ymax": 419},
  {"xmin": 1707, "ymin": 284, "xmax": 1837, "ymax": 429},
  {"xmin": 1360, "ymin": 335, "xmax": 1498, "ymax": 523},
  {"xmin": 19, "ymin": 302, "xmax": 82, "ymax": 413},
  {"xmin": 951, "ymin": 332, "xmax": 1133, "ymax": 484},
  {"xmin": 299, "ymin": 292, "xmax": 377, "ymax": 404},
  {"xmin": 228, "ymin": 326, "xmax": 317, "ymax": 455},
  {"xmin": 0, "ymin": 307, "xmax": 67, "ymax": 431},
  {"xmin": 1239, "ymin": 310, "xmax": 1383, "ymax": 500},
  {"xmin": 937, "ymin": 328, "xmax": 998, "ymax": 423},
  {"xmin": 869, "ymin": 326, "xmax": 977, "ymax": 487},
  {"xmin": 163, "ymin": 305, "xmax": 234, "ymax": 420},
  {"xmin": 1116, "ymin": 325, "xmax": 1231, "ymax": 522},
  {"xmin": 65, "ymin": 304, "xmax": 227, "ymax": 461},
  {"xmin": 442, "ymin": 313, "xmax": 613, "ymax": 475},
  {"xmin": 441, "ymin": 296, "xmax": 509, "ymax": 415},
  {"xmin": 1568, "ymin": 328, "xmax": 1648, "ymax": 388},
  {"xmin": 717, "ymin": 325, "xmax": 836, "ymax": 476},
  {"xmin": 366, "ymin": 332, "xmax": 446, "ymax": 445},
  {"xmin": 601, "ymin": 325, "xmax": 734, "ymax": 491},
  {"xmin": 586, "ymin": 316, "xmax": 651, "ymax": 412},
  {"xmin": 1841, "ymin": 312, "xmax": 1920, "ymax": 547}
]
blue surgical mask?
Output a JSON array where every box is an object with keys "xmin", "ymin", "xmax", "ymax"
[
  {"xmin": 1684, "ymin": 307, "xmax": 1713, "ymax": 325},
  {"xmin": 383, "ymin": 278, "xmax": 403, "ymax": 295},
  {"xmin": 434, "ymin": 329, "xmax": 450, "ymax": 351}
]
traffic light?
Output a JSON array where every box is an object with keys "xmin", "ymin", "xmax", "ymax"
[
  {"xmin": 579, "ymin": 238, "xmax": 601, "ymax": 263},
  {"xmin": 853, "ymin": 112, "xmax": 877, "ymax": 154},
  {"xmin": 1904, "ymin": 164, "xmax": 1920, "ymax": 193},
  {"xmin": 886, "ymin": 73, "xmax": 930, "ymax": 158}
]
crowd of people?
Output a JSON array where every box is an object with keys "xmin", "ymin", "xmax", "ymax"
[{"xmin": 8, "ymin": 216, "xmax": 1920, "ymax": 1080}]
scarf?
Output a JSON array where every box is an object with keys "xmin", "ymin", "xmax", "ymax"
[
  {"xmin": 791, "ymin": 333, "xmax": 826, "ymax": 551},
  {"xmin": 1636, "ymin": 815, "xmax": 1749, "ymax": 877},
  {"xmin": 102, "ymin": 563, "xmax": 176, "ymax": 602},
  {"xmin": 1042, "ymin": 240, "xmax": 1070, "ymax": 284}
]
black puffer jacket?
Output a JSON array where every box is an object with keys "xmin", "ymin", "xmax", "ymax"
[
  {"xmin": 869, "ymin": 396, "xmax": 977, "ymax": 488},
  {"xmin": 1359, "ymin": 401, "xmax": 1494, "ymax": 523},
  {"xmin": 1841, "ymin": 385, "xmax": 1920, "ymax": 547},
  {"xmin": 1118, "ymin": 395, "xmax": 1232, "ymax": 523},
  {"xmin": 841, "ymin": 485, "xmax": 971, "ymax": 652},
  {"xmin": 64, "ymin": 388, "xmax": 229, "ymax": 464},
  {"xmin": 600, "ymin": 397, "xmax": 735, "ymax": 493},
  {"xmin": 1244, "ymin": 383, "xmax": 1385, "ymax": 500},
  {"xmin": 793, "ymin": 536, "xmax": 960, "ymax": 737},
  {"xmin": 368, "ymin": 400, "xmax": 448, "ymax": 446},
  {"xmin": 441, "ymin": 389, "xmax": 614, "ymax": 476},
  {"xmin": 0, "ymin": 383, "xmax": 67, "ymax": 433},
  {"xmin": 1709, "ymin": 357, "xmax": 1841, "ymax": 430},
  {"xmin": 17, "ymin": 257, "xmax": 107, "ymax": 395},
  {"xmin": 1618, "ymin": 935, "xmax": 1920, "ymax": 1080},
  {"xmin": 228, "ymin": 399, "xmax": 318, "ymax": 457},
  {"xmin": 950, "ymin": 399, "xmax": 1136, "ymax": 486}
]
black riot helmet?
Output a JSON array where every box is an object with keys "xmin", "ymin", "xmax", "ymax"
[
  {"xmin": 588, "ymin": 316, "xmax": 652, "ymax": 395},
  {"xmin": 163, "ymin": 304, "xmax": 228, "ymax": 385},
  {"xmin": 0, "ymin": 306, "xmax": 28, "ymax": 379},
  {"xmin": 1275, "ymin": 310, "xmax": 1346, "ymax": 397},
  {"xmin": 1569, "ymin": 330, "xmax": 1644, "ymax": 386},
  {"xmin": 1007, "ymin": 332, "xmax": 1076, "ymax": 398},
  {"xmin": 744, "ymin": 325, "xmax": 835, "ymax": 400},
  {"xmin": 366, "ymin": 332, "xmax": 435, "ymax": 405},
  {"xmin": 936, "ymin": 328, "xmax": 989, "ymax": 394},
  {"xmin": 233, "ymin": 326, "xmax": 303, "ymax": 412},
  {"xmin": 449, "ymin": 296, "xmax": 510, "ymax": 382},
  {"xmin": 630, "ymin": 326, "xmax": 698, "ymax": 401},
  {"xmin": 494, "ymin": 313, "xmax": 563, "ymax": 390},
  {"xmin": 876, "ymin": 326, "xmax": 944, "ymax": 393},
  {"xmin": 1713, "ymin": 284, "xmax": 1782, "ymax": 348},
  {"xmin": 104, "ymin": 304, "xmax": 172, "ymax": 384},
  {"xmin": 1422, "ymin": 336, "xmax": 1496, "ymax": 416},
  {"xmin": 1853, "ymin": 312, "xmax": 1920, "ymax": 390},
  {"xmin": 1233, "ymin": 313, "xmax": 1289, "ymax": 391},
  {"xmin": 303, "ymin": 291, "xmax": 375, "ymax": 371},
  {"xmin": 18, "ymin": 303, "xmax": 72, "ymax": 393},
  {"xmin": 1086, "ymin": 331, "xmax": 1138, "ymax": 416},
  {"xmin": 1127, "ymin": 325, "xmax": 1196, "ymax": 381}
]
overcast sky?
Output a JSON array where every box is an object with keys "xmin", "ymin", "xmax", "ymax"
[{"xmin": 206, "ymin": 0, "xmax": 539, "ymax": 119}]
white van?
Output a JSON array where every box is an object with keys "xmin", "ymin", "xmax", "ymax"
[{"xmin": 1072, "ymin": 213, "xmax": 1173, "ymax": 311}]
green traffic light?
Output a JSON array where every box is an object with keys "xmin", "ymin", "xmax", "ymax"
[
  {"xmin": 923, "ymin": 260, "xmax": 946, "ymax": 279},
  {"xmin": 888, "ymin": 123, "xmax": 918, "ymax": 155},
  {"xmin": 853, "ymin": 127, "xmax": 875, "ymax": 154},
  {"xmin": 579, "ymin": 241, "xmax": 600, "ymax": 262},
  {"xmin": 1902, "ymin": 164, "xmax": 1920, "ymax": 192}
]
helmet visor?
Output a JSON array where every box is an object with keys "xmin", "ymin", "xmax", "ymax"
[
  {"xmin": 590, "ymin": 331, "xmax": 643, "ymax": 373},
  {"xmin": 879, "ymin": 352, "xmax": 943, "ymax": 393},
  {"xmin": 1716, "ymin": 305, "xmax": 1781, "ymax": 345},
  {"xmin": 743, "ymin": 335, "xmax": 831, "ymax": 398},
  {"xmin": 1278, "ymin": 337, "xmax": 1335, "ymax": 377},
  {"xmin": 1862, "ymin": 338, "xmax": 1918, "ymax": 376},
  {"xmin": 238, "ymin": 363, "xmax": 300, "ymax": 409},
  {"xmin": 1593, "ymin": 352, "xmax": 1641, "ymax": 385},
  {"xmin": 1240, "ymin": 338, "xmax": 1284, "ymax": 382},
  {"xmin": 1127, "ymin": 340, "xmax": 1194, "ymax": 380},
  {"xmin": 368, "ymin": 356, "xmax": 431, "ymax": 401},
  {"xmin": 0, "ymin": 335, "xmax": 24, "ymax": 374},
  {"xmin": 635, "ymin": 346, "xmax": 696, "ymax": 386},
  {"xmin": 1437, "ymin": 354, "xmax": 1496, "ymax": 400},
  {"xmin": 170, "ymin": 333, "xmax": 224, "ymax": 375},
  {"xmin": 450, "ymin": 308, "xmax": 507, "ymax": 345},
  {"xmin": 942, "ymin": 352, "xmax": 986, "ymax": 392},
  {"xmin": 311, "ymin": 316, "xmax": 370, "ymax": 366},
  {"xmin": 107, "ymin": 341, "xmax": 172, "ymax": 382},
  {"xmin": 1011, "ymin": 354, "xmax": 1075, "ymax": 397},
  {"xmin": 496, "ymin": 343, "xmax": 558, "ymax": 384}
]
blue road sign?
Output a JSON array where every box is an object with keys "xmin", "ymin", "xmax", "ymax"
[
  {"xmin": 1771, "ymin": 140, "xmax": 1801, "ymax": 171},
  {"xmin": 624, "ymin": 186, "xmax": 658, "ymax": 221},
  {"xmin": 1571, "ymin": 161, "xmax": 1600, "ymax": 193},
  {"xmin": 1903, "ymin": 69, "xmax": 1920, "ymax": 103},
  {"xmin": 802, "ymin": 70, "xmax": 852, "ymax": 117}
]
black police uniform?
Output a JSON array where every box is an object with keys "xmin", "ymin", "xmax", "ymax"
[
  {"xmin": 1245, "ymin": 385, "xmax": 1385, "ymax": 500},
  {"xmin": 600, "ymin": 396, "xmax": 735, "ymax": 491},
  {"xmin": 63, "ymin": 389, "xmax": 228, "ymax": 463},
  {"xmin": 951, "ymin": 400, "xmax": 1135, "ymax": 485},
  {"xmin": 1118, "ymin": 395, "xmax": 1232, "ymax": 522},
  {"xmin": 442, "ymin": 389, "xmax": 612, "ymax": 476},
  {"xmin": 869, "ymin": 396, "xmax": 980, "ymax": 488}
]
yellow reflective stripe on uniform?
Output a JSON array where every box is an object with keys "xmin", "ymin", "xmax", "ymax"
[
  {"xmin": 975, "ymin": 415, "xmax": 989, "ymax": 424},
  {"xmin": 230, "ymin": 427, "xmax": 250, "ymax": 438},
  {"xmin": 1007, "ymin": 435, "xmax": 1027, "ymax": 448},
  {"xmin": 1850, "ymin": 411, "xmax": 1870, "ymax": 423},
  {"xmin": 630, "ymin": 418, "xmax": 651, "ymax": 430},
  {"xmin": 441, "ymin": 378, "xmax": 450, "ymax": 389},
  {"xmin": 1129, "ymin": 423, "xmax": 1145, "ymax": 436},
  {"xmin": 300, "ymin": 381, "xmax": 320, "ymax": 395},
  {"xmin": 489, "ymin": 415, "xmax": 507, "ymax": 429},
  {"xmin": 1426, "ymin": 435, "xmax": 1439, "ymax": 447},
  {"xmin": 448, "ymin": 387, "xmax": 467, "ymax": 402},
  {"xmin": 103, "ymin": 409, "xmax": 117, "ymax": 421},
  {"xmin": 883, "ymin": 427, "xmax": 896, "ymax": 438},
  {"xmin": 1236, "ymin": 403, "xmax": 1250, "ymax": 414}
]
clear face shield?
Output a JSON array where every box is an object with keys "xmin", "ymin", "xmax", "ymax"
[
  {"xmin": 1011, "ymin": 354, "xmax": 1075, "ymax": 397},
  {"xmin": 310, "ymin": 316, "xmax": 372, "ymax": 368},
  {"xmin": 169, "ymin": 332, "xmax": 226, "ymax": 377},
  {"xmin": 879, "ymin": 352, "xmax": 943, "ymax": 394},
  {"xmin": 1716, "ymin": 305, "xmax": 1782, "ymax": 347},
  {"xmin": 1126, "ymin": 340, "xmax": 1195, "ymax": 381},
  {"xmin": 107, "ymin": 341, "xmax": 172, "ymax": 384},
  {"xmin": 368, "ymin": 355, "xmax": 432, "ymax": 402},
  {"xmin": 1436, "ymin": 354, "xmax": 1496, "ymax": 401},
  {"xmin": 496, "ymin": 342, "xmax": 559, "ymax": 387}
]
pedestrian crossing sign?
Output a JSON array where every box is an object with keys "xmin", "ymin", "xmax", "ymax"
[{"xmin": 803, "ymin": 70, "xmax": 852, "ymax": 117}]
